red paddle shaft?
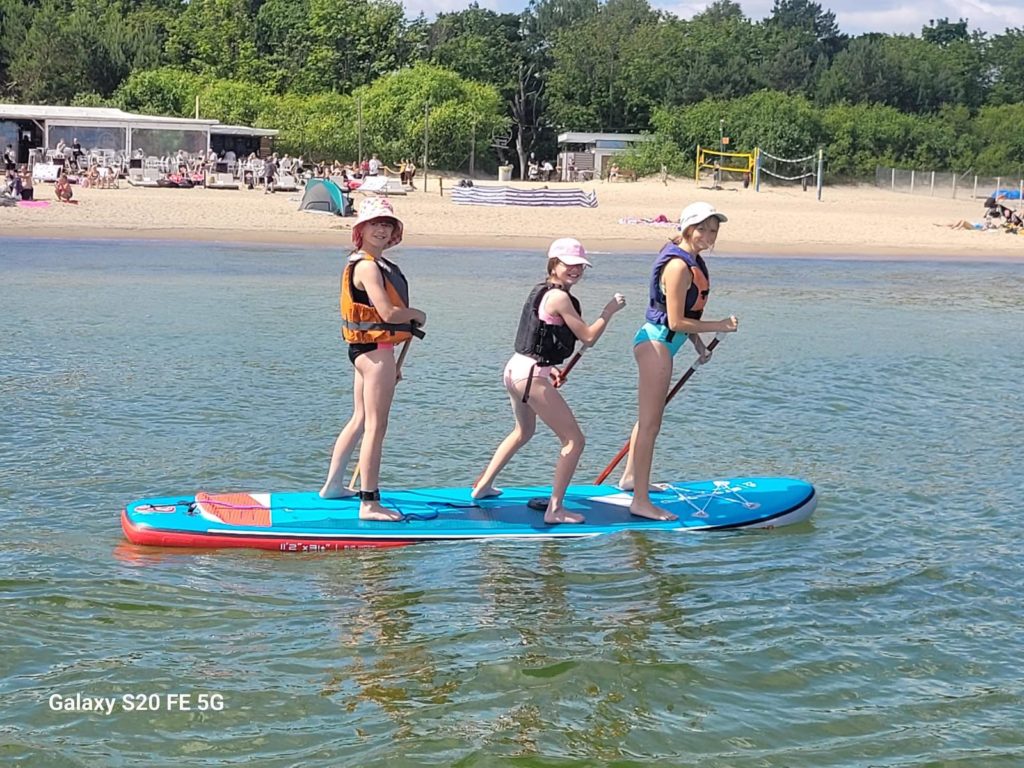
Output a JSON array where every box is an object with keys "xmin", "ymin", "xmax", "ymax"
[
  {"xmin": 595, "ymin": 335, "xmax": 724, "ymax": 485},
  {"xmin": 552, "ymin": 350, "xmax": 584, "ymax": 388}
]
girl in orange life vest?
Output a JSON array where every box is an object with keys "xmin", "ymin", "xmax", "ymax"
[
  {"xmin": 618, "ymin": 202, "xmax": 739, "ymax": 521},
  {"xmin": 472, "ymin": 238, "xmax": 626, "ymax": 524},
  {"xmin": 319, "ymin": 198, "xmax": 427, "ymax": 523}
]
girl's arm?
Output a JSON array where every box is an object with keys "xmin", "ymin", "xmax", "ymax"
[
  {"xmin": 664, "ymin": 259, "xmax": 736, "ymax": 336},
  {"xmin": 355, "ymin": 260, "xmax": 427, "ymax": 327},
  {"xmin": 545, "ymin": 289, "xmax": 625, "ymax": 347}
]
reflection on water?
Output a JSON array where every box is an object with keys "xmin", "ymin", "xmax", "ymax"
[{"xmin": 1, "ymin": 239, "xmax": 1023, "ymax": 765}]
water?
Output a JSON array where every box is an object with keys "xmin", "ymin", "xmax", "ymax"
[{"xmin": 2, "ymin": 238, "xmax": 1023, "ymax": 766}]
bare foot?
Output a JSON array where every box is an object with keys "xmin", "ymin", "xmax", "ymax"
[
  {"xmin": 359, "ymin": 501, "xmax": 404, "ymax": 522},
  {"xmin": 319, "ymin": 481, "xmax": 357, "ymax": 499},
  {"xmin": 615, "ymin": 476, "xmax": 663, "ymax": 493},
  {"xmin": 629, "ymin": 502, "xmax": 678, "ymax": 521},
  {"xmin": 471, "ymin": 483, "xmax": 502, "ymax": 500},
  {"xmin": 544, "ymin": 507, "xmax": 585, "ymax": 524}
]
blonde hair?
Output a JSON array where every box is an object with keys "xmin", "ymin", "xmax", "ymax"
[
  {"xmin": 546, "ymin": 256, "xmax": 561, "ymax": 275},
  {"xmin": 671, "ymin": 226, "xmax": 695, "ymax": 246}
]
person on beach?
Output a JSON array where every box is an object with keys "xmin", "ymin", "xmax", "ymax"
[
  {"xmin": 55, "ymin": 173, "xmax": 73, "ymax": 203},
  {"xmin": 320, "ymin": 198, "xmax": 427, "ymax": 522},
  {"xmin": 617, "ymin": 202, "xmax": 739, "ymax": 520},
  {"xmin": 472, "ymin": 238, "xmax": 626, "ymax": 524}
]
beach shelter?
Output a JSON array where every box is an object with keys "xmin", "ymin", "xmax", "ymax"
[{"xmin": 299, "ymin": 178, "xmax": 351, "ymax": 215}]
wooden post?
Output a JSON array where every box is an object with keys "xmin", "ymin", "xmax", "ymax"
[
  {"xmin": 816, "ymin": 148, "xmax": 823, "ymax": 201},
  {"xmin": 423, "ymin": 103, "xmax": 430, "ymax": 194}
]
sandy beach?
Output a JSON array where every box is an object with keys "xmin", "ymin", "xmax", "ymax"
[{"xmin": 4, "ymin": 174, "xmax": 1023, "ymax": 261}]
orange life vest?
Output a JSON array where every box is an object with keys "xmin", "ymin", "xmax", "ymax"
[{"xmin": 340, "ymin": 251, "xmax": 414, "ymax": 344}]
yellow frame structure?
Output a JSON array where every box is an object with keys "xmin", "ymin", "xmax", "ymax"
[{"xmin": 695, "ymin": 145, "xmax": 755, "ymax": 182}]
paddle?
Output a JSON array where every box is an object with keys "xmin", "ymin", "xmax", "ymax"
[
  {"xmin": 348, "ymin": 321, "xmax": 422, "ymax": 491},
  {"xmin": 551, "ymin": 348, "xmax": 584, "ymax": 388},
  {"xmin": 595, "ymin": 332, "xmax": 727, "ymax": 485}
]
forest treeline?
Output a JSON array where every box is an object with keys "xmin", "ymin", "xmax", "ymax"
[{"xmin": 1, "ymin": 0, "xmax": 1023, "ymax": 177}]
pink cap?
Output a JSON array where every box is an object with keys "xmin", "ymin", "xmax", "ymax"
[{"xmin": 547, "ymin": 237, "xmax": 592, "ymax": 267}]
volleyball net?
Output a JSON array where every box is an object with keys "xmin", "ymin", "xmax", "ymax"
[{"xmin": 695, "ymin": 145, "xmax": 824, "ymax": 200}]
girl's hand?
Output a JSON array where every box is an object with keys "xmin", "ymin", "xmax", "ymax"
[
  {"xmin": 603, "ymin": 293, "xmax": 626, "ymax": 318},
  {"xmin": 717, "ymin": 315, "xmax": 738, "ymax": 333}
]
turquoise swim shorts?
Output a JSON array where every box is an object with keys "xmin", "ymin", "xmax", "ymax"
[{"xmin": 632, "ymin": 322, "xmax": 688, "ymax": 356}]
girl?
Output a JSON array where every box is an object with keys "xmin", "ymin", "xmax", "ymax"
[
  {"xmin": 319, "ymin": 198, "xmax": 427, "ymax": 522},
  {"xmin": 472, "ymin": 238, "xmax": 625, "ymax": 524},
  {"xmin": 619, "ymin": 202, "xmax": 739, "ymax": 520}
]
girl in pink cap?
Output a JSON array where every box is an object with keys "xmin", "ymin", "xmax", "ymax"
[
  {"xmin": 320, "ymin": 198, "xmax": 427, "ymax": 522},
  {"xmin": 472, "ymin": 238, "xmax": 626, "ymax": 524}
]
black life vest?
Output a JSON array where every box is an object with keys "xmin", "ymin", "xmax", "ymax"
[{"xmin": 513, "ymin": 282, "xmax": 580, "ymax": 366}]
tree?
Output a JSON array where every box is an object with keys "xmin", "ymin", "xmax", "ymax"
[
  {"xmin": 115, "ymin": 67, "xmax": 208, "ymax": 117},
  {"xmin": 303, "ymin": 0, "xmax": 406, "ymax": 94},
  {"xmin": 760, "ymin": 0, "xmax": 845, "ymax": 94},
  {"xmin": 165, "ymin": 0, "xmax": 261, "ymax": 80},
  {"xmin": 351, "ymin": 63, "xmax": 507, "ymax": 170},
  {"xmin": 424, "ymin": 5, "xmax": 523, "ymax": 95}
]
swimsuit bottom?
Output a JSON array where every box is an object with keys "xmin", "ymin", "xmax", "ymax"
[
  {"xmin": 633, "ymin": 322, "xmax": 688, "ymax": 357},
  {"xmin": 348, "ymin": 342, "xmax": 395, "ymax": 365}
]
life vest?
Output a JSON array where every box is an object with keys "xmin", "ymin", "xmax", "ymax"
[
  {"xmin": 340, "ymin": 251, "xmax": 414, "ymax": 344},
  {"xmin": 514, "ymin": 282, "xmax": 581, "ymax": 366},
  {"xmin": 644, "ymin": 243, "xmax": 709, "ymax": 326}
]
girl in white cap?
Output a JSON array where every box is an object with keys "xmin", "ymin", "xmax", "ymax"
[
  {"xmin": 472, "ymin": 238, "xmax": 626, "ymax": 524},
  {"xmin": 619, "ymin": 202, "xmax": 739, "ymax": 520},
  {"xmin": 320, "ymin": 198, "xmax": 427, "ymax": 522}
]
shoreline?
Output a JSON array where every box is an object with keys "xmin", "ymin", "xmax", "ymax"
[
  {"xmin": 5, "ymin": 224, "xmax": 1022, "ymax": 263},
  {"xmin": 4, "ymin": 176, "xmax": 1024, "ymax": 264}
]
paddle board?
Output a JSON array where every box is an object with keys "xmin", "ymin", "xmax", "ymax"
[{"xmin": 122, "ymin": 477, "xmax": 816, "ymax": 552}]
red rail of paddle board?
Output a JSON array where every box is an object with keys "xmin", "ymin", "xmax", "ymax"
[{"xmin": 120, "ymin": 510, "xmax": 413, "ymax": 551}]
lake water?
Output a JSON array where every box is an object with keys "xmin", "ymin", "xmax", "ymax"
[{"xmin": 2, "ymin": 238, "xmax": 1023, "ymax": 766}]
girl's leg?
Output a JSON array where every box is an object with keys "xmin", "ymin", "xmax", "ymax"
[
  {"xmin": 319, "ymin": 366, "xmax": 366, "ymax": 498},
  {"xmin": 355, "ymin": 348, "xmax": 402, "ymax": 521},
  {"xmin": 628, "ymin": 342, "xmax": 678, "ymax": 521},
  {"xmin": 525, "ymin": 379, "xmax": 586, "ymax": 524},
  {"xmin": 472, "ymin": 386, "xmax": 537, "ymax": 499}
]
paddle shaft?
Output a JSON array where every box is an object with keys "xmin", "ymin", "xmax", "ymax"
[
  {"xmin": 552, "ymin": 349, "xmax": 584, "ymax": 388},
  {"xmin": 595, "ymin": 335, "xmax": 724, "ymax": 485},
  {"xmin": 349, "ymin": 326, "xmax": 418, "ymax": 491}
]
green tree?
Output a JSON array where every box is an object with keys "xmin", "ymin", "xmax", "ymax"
[
  {"xmin": 545, "ymin": 0, "xmax": 659, "ymax": 132},
  {"xmin": 0, "ymin": 0, "xmax": 32, "ymax": 93},
  {"xmin": 303, "ymin": 0, "xmax": 406, "ymax": 94},
  {"xmin": 354, "ymin": 62, "xmax": 507, "ymax": 170},
  {"xmin": 972, "ymin": 103, "xmax": 1024, "ymax": 175},
  {"xmin": 985, "ymin": 30, "xmax": 1024, "ymax": 106},
  {"xmin": 115, "ymin": 67, "xmax": 208, "ymax": 116},
  {"xmin": 425, "ymin": 4, "xmax": 523, "ymax": 95},
  {"xmin": 254, "ymin": 0, "xmax": 312, "ymax": 92},
  {"xmin": 165, "ymin": 0, "xmax": 261, "ymax": 80}
]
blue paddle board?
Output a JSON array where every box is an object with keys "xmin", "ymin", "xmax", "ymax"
[{"xmin": 122, "ymin": 477, "xmax": 816, "ymax": 551}]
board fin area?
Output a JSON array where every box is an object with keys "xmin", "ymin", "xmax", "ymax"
[{"xmin": 194, "ymin": 492, "xmax": 272, "ymax": 527}]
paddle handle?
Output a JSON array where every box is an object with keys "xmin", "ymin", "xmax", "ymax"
[{"xmin": 595, "ymin": 334, "xmax": 725, "ymax": 485}]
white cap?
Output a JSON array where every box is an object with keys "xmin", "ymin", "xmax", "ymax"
[{"xmin": 679, "ymin": 202, "xmax": 728, "ymax": 231}]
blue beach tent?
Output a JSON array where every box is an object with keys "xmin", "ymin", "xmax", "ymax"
[{"xmin": 299, "ymin": 179, "xmax": 353, "ymax": 216}]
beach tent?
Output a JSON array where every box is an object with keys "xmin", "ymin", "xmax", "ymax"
[{"xmin": 299, "ymin": 178, "xmax": 351, "ymax": 215}]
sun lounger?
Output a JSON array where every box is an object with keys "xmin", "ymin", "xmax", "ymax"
[
  {"xmin": 274, "ymin": 173, "xmax": 300, "ymax": 192},
  {"xmin": 354, "ymin": 175, "xmax": 407, "ymax": 196},
  {"xmin": 206, "ymin": 172, "xmax": 239, "ymax": 190}
]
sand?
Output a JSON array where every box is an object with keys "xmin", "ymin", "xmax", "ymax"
[{"xmin": 3, "ymin": 174, "xmax": 1023, "ymax": 261}]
